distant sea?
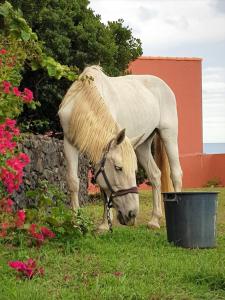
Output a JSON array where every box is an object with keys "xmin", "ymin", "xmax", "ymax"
[{"xmin": 203, "ymin": 143, "xmax": 225, "ymax": 154}]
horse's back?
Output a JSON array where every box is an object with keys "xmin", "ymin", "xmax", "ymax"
[
  {"xmin": 59, "ymin": 66, "xmax": 178, "ymax": 139},
  {"xmin": 97, "ymin": 72, "xmax": 178, "ymax": 135},
  {"xmin": 112, "ymin": 74, "xmax": 176, "ymax": 106},
  {"xmin": 128, "ymin": 74, "xmax": 178, "ymax": 130}
]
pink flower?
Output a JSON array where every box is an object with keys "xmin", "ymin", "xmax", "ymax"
[
  {"xmin": 0, "ymin": 49, "xmax": 7, "ymax": 55},
  {"xmin": 5, "ymin": 118, "xmax": 16, "ymax": 130},
  {"xmin": 28, "ymin": 224, "xmax": 45, "ymax": 243},
  {"xmin": 22, "ymin": 88, "xmax": 33, "ymax": 103},
  {"xmin": 29, "ymin": 223, "xmax": 37, "ymax": 233},
  {"xmin": 28, "ymin": 224, "xmax": 55, "ymax": 245},
  {"xmin": 3, "ymin": 81, "xmax": 11, "ymax": 94},
  {"xmin": 12, "ymin": 87, "xmax": 21, "ymax": 97},
  {"xmin": 40, "ymin": 226, "xmax": 55, "ymax": 238},
  {"xmin": 15, "ymin": 210, "xmax": 26, "ymax": 227},
  {"xmin": 13, "ymin": 127, "xmax": 20, "ymax": 136},
  {"xmin": 0, "ymin": 152, "xmax": 30, "ymax": 194},
  {"xmin": 0, "ymin": 165, "xmax": 22, "ymax": 194},
  {"xmin": 9, "ymin": 260, "xmax": 26, "ymax": 270},
  {"xmin": 0, "ymin": 119, "xmax": 21, "ymax": 155},
  {"xmin": 8, "ymin": 259, "xmax": 44, "ymax": 279},
  {"xmin": 7, "ymin": 198, "xmax": 14, "ymax": 207},
  {"xmin": 18, "ymin": 152, "xmax": 30, "ymax": 164}
]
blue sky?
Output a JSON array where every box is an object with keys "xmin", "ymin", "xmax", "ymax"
[{"xmin": 89, "ymin": 0, "xmax": 225, "ymax": 143}]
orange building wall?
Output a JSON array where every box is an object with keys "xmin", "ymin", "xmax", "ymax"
[
  {"xmin": 129, "ymin": 57, "xmax": 225, "ymax": 188},
  {"xmin": 129, "ymin": 56, "xmax": 203, "ymax": 155},
  {"xmin": 179, "ymin": 154, "xmax": 225, "ymax": 187}
]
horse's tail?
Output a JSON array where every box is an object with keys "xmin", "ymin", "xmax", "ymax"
[{"xmin": 153, "ymin": 133, "xmax": 174, "ymax": 192}]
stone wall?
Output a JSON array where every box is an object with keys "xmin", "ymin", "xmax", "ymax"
[{"xmin": 14, "ymin": 134, "xmax": 89, "ymax": 207}]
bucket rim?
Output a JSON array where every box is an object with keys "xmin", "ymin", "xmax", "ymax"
[{"xmin": 162, "ymin": 191, "xmax": 219, "ymax": 195}]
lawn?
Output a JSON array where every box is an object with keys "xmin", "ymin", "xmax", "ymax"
[{"xmin": 0, "ymin": 188, "xmax": 225, "ymax": 300}]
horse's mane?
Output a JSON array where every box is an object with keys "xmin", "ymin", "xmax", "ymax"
[{"xmin": 61, "ymin": 66, "xmax": 137, "ymax": 173}]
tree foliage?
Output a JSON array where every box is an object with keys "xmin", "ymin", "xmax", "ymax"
[
  {"xmin": 108, "ymin": 19, "xmax": 142, "ymax": 75},
  {"xmin": 7, "ymin": 0, "xmax": 142, "ymax": 132},
  {"xmin": 0, "ymin": 1, "xmax": 78, "ymax": 81}
]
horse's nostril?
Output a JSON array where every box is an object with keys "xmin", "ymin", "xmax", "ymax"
[
  {"xmin": 117, "ymin": 211, "xmax": 126, "ymax": 225},
  {"xmin": 129, "ymin": 210, "xmax": 136, "ymax": 219}
]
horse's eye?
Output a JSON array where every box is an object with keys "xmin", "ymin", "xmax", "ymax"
[{"xmin": 115, "ymin": 165, "xmax": 123, "ymax": 171}]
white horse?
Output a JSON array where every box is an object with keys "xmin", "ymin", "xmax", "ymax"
[{"xmin": 58, "ymin": 66, "xmax": 182, "ymax": 230}]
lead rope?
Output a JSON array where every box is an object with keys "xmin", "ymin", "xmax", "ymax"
[
  {"xmin": 102, "ymin": 190, "xmax": 113, "ymax": 233},
  {"xmin": 106, "ymin": 199, "xmax": 113, "ymax": 233}
]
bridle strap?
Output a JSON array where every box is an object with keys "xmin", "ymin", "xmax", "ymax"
[
  {"xmin": 111, "ymin": 186, "xmax": 138, "ymax": 198},
  {"xmin": 94, "ymin": 140, "xmax": 138, "ymax": 199},
  {"xmin": 94, "ymin": 156, "xmax": 138, "ymax": 200},
  {"xmin": 102, "ymin": 168, "xmax": 115, "ymax": 194},
  {"xmin": 94, "ymin": 139, "xmax": 113, "ymax": 185}
]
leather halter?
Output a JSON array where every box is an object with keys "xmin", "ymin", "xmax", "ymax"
[{"xmin": 94, "ymin": 139, "xmax": 138, "ymax": 207}]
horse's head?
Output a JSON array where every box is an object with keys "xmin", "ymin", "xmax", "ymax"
[{"xmin": 95, "ymin": 129, "xmax": 140, "ymax": 226}]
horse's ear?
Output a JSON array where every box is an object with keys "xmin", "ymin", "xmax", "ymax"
[
  {"xmin": 130, "ymin": 134, "xmax": 145, "ymax": 149},
  {"xmin": 115, "ymin": 129, "xmax": 126, "ymax": 145}
]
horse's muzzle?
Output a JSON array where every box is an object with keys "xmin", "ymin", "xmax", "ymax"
[{"xmin": 117, "ymin": 210, "xmax": 136, "ymax": 226}]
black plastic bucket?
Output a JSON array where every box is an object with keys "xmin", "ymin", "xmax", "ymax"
[{"xmin": 163, "ymin": 192, "xmax": 218, "ymax": 248}]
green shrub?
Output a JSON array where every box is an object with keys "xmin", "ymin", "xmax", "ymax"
[{"xmin": 25, "ymin": 180, "xmax": 94, "ymax": 240}]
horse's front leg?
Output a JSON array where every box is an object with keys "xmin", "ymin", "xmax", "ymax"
[
  {"xmin": 98, "ymin": 193, "xmax": 113, "ymax": 231},
  {"xmin": 98, "ymin": 204, "xmax": 113, "ymax": 231},
  {"xmin": 64, "ymin": 137, "xmax": 80, "ymax": 210}
]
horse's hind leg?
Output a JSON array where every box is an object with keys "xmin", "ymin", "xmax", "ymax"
[
  {"xmin": 64, "ymin": 137, "xmax": 80, "ymax": 210},
  {"xmin": 160, "ymin": 128, "xmax": 182, "ymax": 192},
  {"xmin": 136, "ymin": 138, "xmax": 162, "ymax": 229}
]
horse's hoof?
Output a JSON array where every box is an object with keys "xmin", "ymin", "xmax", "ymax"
[{"xmin": 147, "ymin": 221, "xmax": 160, "ymax": 229}]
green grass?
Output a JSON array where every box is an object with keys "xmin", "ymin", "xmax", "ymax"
[{"xmin": 0, "ymin": 188, "xmax": 225, "ymax": 300}]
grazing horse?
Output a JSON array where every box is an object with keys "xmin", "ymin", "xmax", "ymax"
[{"xmin": 58, "ymin": 66, "xmax": 182, "ymax": 230}]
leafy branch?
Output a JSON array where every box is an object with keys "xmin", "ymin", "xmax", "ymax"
[{"xmin": 0, "ymin": 1, "xmax": 79, "ymax": 81}]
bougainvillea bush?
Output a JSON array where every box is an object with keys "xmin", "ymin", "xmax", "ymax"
[
  {"xmin": 0, "ymin": 46, "xmax": 31, "ymax": 245},
  {"xmin": 0, "ymin": 48, "xmax": 92, "ymax": 249},
  {"xmin": 0, "ymin": 95, "xmax": 56, "ymax": 249},
  {"xmin": 0, "ymin": 117, "xmax": 55, "ymax": 280},
  {"xmin": 0, "ymin": 40, "xmax": 38, "ymax": 120},
  {"xmin": 0, "ymin": 47, "xmax": 56, "ymax": 280}
]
